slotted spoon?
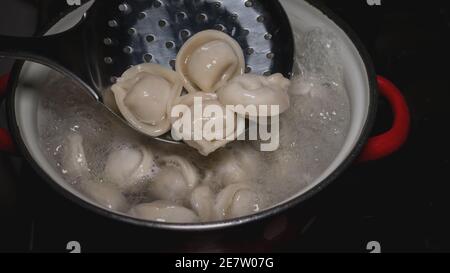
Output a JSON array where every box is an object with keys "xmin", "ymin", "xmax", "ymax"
[{"xmin": 0, "ymin": 0, "xmax": 294, "ymax": 142}]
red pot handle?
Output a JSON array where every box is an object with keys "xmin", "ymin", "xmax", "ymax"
[
  {"xmin": 357, "ymin": 76, "xmax": 410, "ymax": 163},
  {"xmin": 0, "ymin": 73, "xmax": 9, "ymax": 97},
  {"xmin": 0, "ymin": 73, "xmax": 15, "ymax": 154}
]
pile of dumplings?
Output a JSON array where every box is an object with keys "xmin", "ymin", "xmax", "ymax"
[
  {"xmin": 62, "ymin": 133, "xmax": 261, "ymax": 223},
  {"xmin": 61, "ymin": 30, "xmax": 293, "ymax": 223},
  {"xmin": 111, "ymin": 30, "xmax": 291, "ymax": 156}
]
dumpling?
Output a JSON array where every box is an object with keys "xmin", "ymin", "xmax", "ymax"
[
  {"xmin": 61, "ymin": 134, "xmax": 129, "ymax": 212},
  {"xmin": 103, "ymin": 145, "xmax": 155, "ymax": 192},
  {"xmin": 111, "ymin": 64, "xmax": 183, "ymax": 137},
  {"xmin": 148, "ymin": 155, "xmax": 199, "ymax": 204},
  {"xmin": 170, "ymin": 91, "xmax": 218, "ymax": 126},
  {"xmin": 176, "ymin": 30, "xmax": 245, "ymax": 93},
  {"xmin": 217, "ymin": 73, "xmax": 291, "ymax": 118},
  {"xmin": 80, "ymin": 182, "xmax": 129, "ymax": 212},
  {"xmin": 171, "ymin": 92, "xmax": 245, "ymax": 156},
  {"xmin": 190, "ymin": 185, "xmax": 215, "ymax": 222},
  {"xmin": 158, "ymin": 155, "xmax": 199, "ymax": 187},
  {"xmin": 61, "ymin": 133, "xmax": 90, "ymax": 181},
  {"xmin": 128, "ymin": 201, "xmax": 199, "ymax": 223},
  {"xmin": 214, "ymin": 184, "xmax": 261, "ymax": 220},
  {"xmin": 211, "ymin": 145, "xmax": 259, "ymax": 186}
]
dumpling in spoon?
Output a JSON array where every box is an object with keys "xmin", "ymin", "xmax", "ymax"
[
  {"xmin": 148, "ymin": 155, "xmax": 199, "ymax": 204},
  {"xmin": 171, "ymin": 92, "xmax": 245, "ymax": 156},
  {"xmin": 111, "ymin": 64, "xmax": 183, "ymax": 137},
  {"xmin": 176, "ymin": 30, "xmax": 245, "ymax": 93},
  {"xmin": 128, "ymin": 201, "xmax": 199, "ymax": 223},
  {"xmin": 214, "ymin": 184, "xmax": 261, "ymax": 220},
  {"xmin": 103, "ymin": 145, "xmax": 155, "ymax": 192},
  {"xmin": 217, "ymin": 73, "xmax": 291, "ymax": 118}
]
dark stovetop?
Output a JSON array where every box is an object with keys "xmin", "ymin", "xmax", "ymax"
[{"xmin": 1, "ymin": 0, "xmax": 450, "ymax": 252}]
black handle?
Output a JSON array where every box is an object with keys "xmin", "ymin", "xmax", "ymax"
[
  {"xmin": 0, "ymin": 27, "xmax": 100, "ymax": 100},
  {"xmin": 0, "ymin": 33, "xmax": 74, "ymax": 67}
]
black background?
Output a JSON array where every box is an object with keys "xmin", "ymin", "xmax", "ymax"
[{"xmin": 0, "ymin": 0, "xmax": 449, "ymax": 252}]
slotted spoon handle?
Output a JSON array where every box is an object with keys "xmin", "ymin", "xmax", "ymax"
[{"xmin": 0, "ymin": 28, "xmax": 100, "ymax": 100}]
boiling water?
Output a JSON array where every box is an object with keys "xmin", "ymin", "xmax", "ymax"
[{"xmin": 37, "ymin": 28, "xmax": 350, "ymax": 220}]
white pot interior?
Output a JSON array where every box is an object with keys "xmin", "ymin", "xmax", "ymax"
[{"xmin": 12, "ymin": 0, "xmax": 371, "ymax": 224}]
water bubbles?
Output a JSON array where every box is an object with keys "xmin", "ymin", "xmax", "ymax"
[
  {"xmin": 70, "ymin": 125, "xmax": 80, "ymax": 132},
  {"xmin": 295, "ymin": 28, "xmax": 343, "ymax": 86},
  {"xmin": 265, "ymin": 28, "xmax": 350, "ymax": 205}
]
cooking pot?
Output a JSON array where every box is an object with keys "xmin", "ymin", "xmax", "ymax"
[{"xmin": 0, "ymin": 0, "xmax": 410, "ymax": 231}]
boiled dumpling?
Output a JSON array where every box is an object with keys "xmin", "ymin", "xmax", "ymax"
[
  {"xmin": 61, "ymin": 134, "xmax": 90, "ymax": 180},
  {"xmin": 80, "ymin": 182, "xmax": 129, "ymax": 212},
  {"xmin": 211, "ymin": 145, "xmax": 259, "ymax": 186},
  {"xmin": 170, "ymin": 91, "xmax": 218, "ymax": 123},
  {"xmin": 190, "ymin": 185, "xmax": 215, "ymax": 221},
  {"xmin": 111, "ymin": 64, "xmax": 183, "ymax": 137},
  {"xmin": 157, "ymin": 155, "xmax": 199, "ymax": 187},
  {"xmin": 103, "ymin": 145, "xmax": 155, "ymax": 192},
  {"xmin": 128, "ymin": 201, "xmax": 199, "ymax": 223},
  {"xmin": 61, "ymin": 134, "xmax": 129, "ymax": 212},
  {"xmin": 176, "ymin": 30, "xmax": 245, "ymax": 93},
  {"xmin": 148, "ymin": 155, "xmax": 199, "ymax": 204},
  {"xmin": 217, "ymin": 73, "xmax": 291, "ymax": 118},
  {"xmin": 171, "ymin": 92, "xmax": 245, "ymax": 156},
  {"xmin": 214, "ymin": 184, "xmax": 261, "ymax": 220}
]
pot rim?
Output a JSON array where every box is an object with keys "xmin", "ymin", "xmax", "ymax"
[{"xmin": 5, "ymin": 0, "xmax": 378, "ymax": 231}]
